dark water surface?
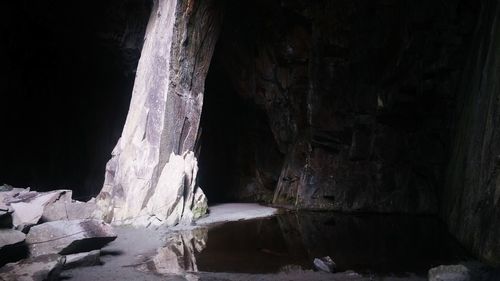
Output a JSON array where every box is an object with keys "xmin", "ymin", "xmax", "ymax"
[{"xmin": 195, "ymin": 212, "xmax": 469, "ymax": 275}]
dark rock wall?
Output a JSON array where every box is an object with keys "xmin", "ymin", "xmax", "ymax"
[
  {"xmin": 211, "ymin": 0, "xmax": 479, "ymax": 214},
  {"xmin": 443, "ymin": 0, "xmax": 500, "ymax": 265}
]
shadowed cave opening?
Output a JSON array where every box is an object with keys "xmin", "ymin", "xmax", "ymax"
[{"xmin": 198, "ymin": 49, "xmax": 284, "ymax": 205}]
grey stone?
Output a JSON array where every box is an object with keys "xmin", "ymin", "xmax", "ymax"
[
  {"xmin": 7, "ymin": 190, "xmax": 73, "ymax": 230},
  {"xmin": 63, "ymin": 249, "xmax": 101, "ymax": 269},
  {"xmin": 26, "ymin": 219, "xmax": 116, "ymax": 257},
  {"xmin": 429, "ymin": 264, "xmax": 471, "ymax": 281},
  {"xmin": 313, "ymin": 256, "xmax": 336, "ymax": 273},
  {"xmin": 0, "ymin": 254, "xmax": 65, "ymax": 281},
  {"xmin": 42, "ymin": 200, "xmax": 96, "ymax": 222},
  {"xmin": 0, "ymin": 229, "xmax": 25, "ymax": 249},
  {"xmin": 94, "ymin": 0, "xmax": 221, "ymax": 227}
]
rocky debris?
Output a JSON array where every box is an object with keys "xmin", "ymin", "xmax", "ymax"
[
  {"xmin": 6, "ymin": 189, "xmax": 72, "ymax": 230},
  {"xmin": 26, "ymin": 219, "xmax": 116, "ymax": 257},
  {"xmin": 0, "ymin": 254, "xmax": 65, "ymax": 281},
  {"xmin": 429, "ymin": 263, "xmax": 500, "ymax": 281},
  {"xmin": 429, "ymin": 264, "xmax": 470, "ymax": 281},
  {"xmin": 0, "ymin": 229, "xmax": 25, "ymax": 249},
  {"xmin": 95, "ymin": 0, "xmax": 221, "ymax": 227},
  {"xmin": 140, "ymin": 152, "xmax": 207, "ymax": 227},
  {"xmin": 0, "ymin": 186, "xmax": 116, "ymax": 270},
  {"xmin": 42, "ymin": 199, "xmax": 96, "ymax": 222},
  {"xmin": 63, "ymin": 249, "xmax": 101, "ymax": 269},
  {"xmin": 313, "ymin": 256, "xmax": 336, "ymax": 273}
]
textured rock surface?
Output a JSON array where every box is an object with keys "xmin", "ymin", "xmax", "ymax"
[
  {"xmin": 8, "ymin": 190, "xmax": 72, "ymax": 229},
  {"xmin": 42, "ymin": 199, "xmax": 96, "ymax": 222},
  {"xmin": 95, "ymin": 0, "xmax": 221, "ymax": 226},
  {"xmin": 428, "ymin": 263, "xmax": 500, "ymax": 281},
  {"xmin": 442, "ymin": 0, "xmax": 500, "ymax": 266},
  {"xmin": 0, "ymin": 254, "xmax": 65, "ymax": 281},
  {"xmin": 26, "ymin": 219, "xmax": 116, "ymax": 257},
  {"xmin": 0, "ymin": 229, "xmax": 25, "ymax": 249},
  {"xmin": 208, "ymin": 0, "xmax": 480, "ymax": 214},
  {"xmin": 63, "ymin": 250, "xmax": 101, "ymax": 269}
]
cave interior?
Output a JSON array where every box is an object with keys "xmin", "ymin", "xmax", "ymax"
[{"xmin": 1, "ymin": 0, "xmax": 500, "ymax": 278}]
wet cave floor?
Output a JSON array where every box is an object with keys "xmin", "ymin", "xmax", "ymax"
[{"xmin": 62, "ymin": 204, "xmax": 470, "ymax": 281}]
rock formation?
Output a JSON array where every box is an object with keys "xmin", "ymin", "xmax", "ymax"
[
  {"xmin": 95, "ymin": 0, "xmax": 221, "ymax": 226},
  {"xmin": 0, "ymin": 186, "xmax": 116, "ymax": 279},
  {"xmin": 442, "ymin": 0, "xmax": 500, "ymax": 266}
]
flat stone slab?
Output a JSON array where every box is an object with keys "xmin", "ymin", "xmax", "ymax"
[
  {"xmin": 195, "ymin": 203, "xmax": 278, "ymax": 225},
  {"xmin": 64, "ymin": 249, "xmax": 101, "ymax": 269},
  {"xmin": 0, "ymin": 229, "xmax": 26, "ymax": 249},
  {"xmin": 26, "ymin": 219, "xmax": 117, "ymax": 257},
  {"xmin": 7, "ymin": 190, "xmax": 73, "ymax": 229},
  {"xmin": 0, "ymin": 254, "xmax": 65, "ymax": 281},
  {"xmin": 42, "ymin": 200, "xmax": 96, "ymax": 222}
]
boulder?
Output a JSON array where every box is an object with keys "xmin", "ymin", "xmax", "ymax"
[
  {"xmin": 7, "ymin": 190, "xmax": 73, "ymax": 230},
  {"xmin": 313, "ymin": 256, "xmax": 336, "ymax": 273},
  {"xmin": 429, "ymin": 263, "xmax": 500, "ymax": 281},
  {"xmin": 26, "ymin": 219, "xmax": 116, "ymax": 257},
  {"xmin": 42, "ymin": 199, "xmax": 96, "ymax": 222},
  {"xmin": 0, "ymin": 254, "xmax": 65, "ymax": 281},
  {"xmin": 63, "ymin": 249, "xmax": 101, "ymax": 269},
  {"xmin": 0, "ymin": 229, "xmax": 26, "ymax": 249}
]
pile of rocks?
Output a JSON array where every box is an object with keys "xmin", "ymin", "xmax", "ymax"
[{"xmin": 0, "ymin": 184, "xmax": 117, "ymax": 281}]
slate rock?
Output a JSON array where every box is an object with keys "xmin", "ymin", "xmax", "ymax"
[
  {"xmin": 63, "ymin": 249, "xmax": 101, "ymax": 269},
  {"xmin": 313, "ymin": 256, "xmax": 336, "ymax": 273},
  {"xmin": 0, "ymin": 229, "xmax": 28, "ymax": 266},
  {"xmin": 0, "ymin": 229, "xmax": 26, "ymax": 249},
  {"xmin": 429, "ymin": 264, "xmax": 471, "ymax": 281},
  {"xmin": 42, "ymin": 200, "xmax": 96, "ymax": 222},
  {"xmin": 8, "ymin": 190, "xmax": 73, "ymax": 230},
  {"xmin": 26, "ymin": 219, "xmax": 116, "ymax": 257},
  {"xmin": 0, "ymin": 254, "xmax": 65, "ymax": 281}
]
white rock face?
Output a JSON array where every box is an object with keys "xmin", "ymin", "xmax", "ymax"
[{"xmin": 94, "ymin": 0, "xmax": 219, "ymax": 226}]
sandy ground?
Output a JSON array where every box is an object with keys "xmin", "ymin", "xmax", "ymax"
[{"xmin": 62, "ymin": 204, "xmax": 426, "ymax": 281}]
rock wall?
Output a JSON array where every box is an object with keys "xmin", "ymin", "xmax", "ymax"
[
  {"xmin": 443, "ymin": 0, "xmax": 500, "ymax": 266},
  {"xmin": 213, "ymin": 0, "xmax": 479, "ymax": 213},
  {"xmin": 96, "ymin": 0, "xmax": 221, "ymax": 226}
]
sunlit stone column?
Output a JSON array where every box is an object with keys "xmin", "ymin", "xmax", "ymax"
[{"xmin": 94, "ymin": 0, "xmax": 221, "ymax": 227}]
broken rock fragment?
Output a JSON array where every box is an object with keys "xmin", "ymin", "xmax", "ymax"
[
  {"xmin": 26, "ymin": 219, "xmax": 116, "ymax": 257},
  {"xmin": 0, "ymin": 254, "xmax": 65, "ymax": 281},
  {"xmin": 63, "ymin": 249, "xmax": 101, "ymax": 269},
  {"xmin": 6, "ymin": 189, "xmax": 73, "ymax": 230},
  {"xmin": 313, "ymin": 256, "xmax": 336, "ymax": 273},
  {"xmin": 0, "ymin": 229, "xmax": 26, "ymax": 249}
]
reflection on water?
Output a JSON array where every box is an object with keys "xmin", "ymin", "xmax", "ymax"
[
  {"xmin": 137, "ymin": 228, "xmax": 207, "ymax": 275},
  {"xmin": 142, "ymin": 212, "xmax": 469, "ymax": 276}
]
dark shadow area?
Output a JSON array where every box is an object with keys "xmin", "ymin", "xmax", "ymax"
[
  {"xmin": 0, "ymin": 242, "xmax": 29, "ymax": 267},
  {"xmin": 196, "ymin": 212, "xmax": 470, "ymax": 275},
  {"xmin": 0, "ymin": 0, "xmax": 151, "ymax": 199},
  {"xmin": 198, "ymin": 51, "xmax": 284, "ymax": 205}
]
